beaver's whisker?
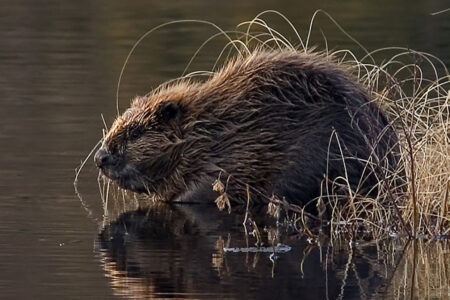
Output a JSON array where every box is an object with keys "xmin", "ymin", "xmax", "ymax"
[
  {"xmin": 74, "ymin": 138, "xmax": 103, "ymax": 188},
  {"xmin": 101, "ymin": 113, "xmax": 108, "ymax": 131}
]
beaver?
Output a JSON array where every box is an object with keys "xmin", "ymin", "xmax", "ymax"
[{"xmin": 94, "ymin": 50, "xmax": 400, "ymax": 211}]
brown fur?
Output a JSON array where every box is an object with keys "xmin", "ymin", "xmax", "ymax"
[{"xmin": 95, "ymin": 49, "xmax": 400, "ymax": 211}]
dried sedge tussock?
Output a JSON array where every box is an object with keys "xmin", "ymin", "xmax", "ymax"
[
  {"xmin": 320, "ymin": 71, "xmax": 449, "ymax": 238},
  {"xmin": 85, "ymin": 10, "xmax": 448, "ymax": 240},
  {"xmin": 194, "ymin": 12, "xmax": 449, "ymax": 239}
]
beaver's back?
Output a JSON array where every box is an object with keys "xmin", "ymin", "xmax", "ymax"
[{"xmin": 180, "ymin": 51, "xmax": 399, "ymax": 209}]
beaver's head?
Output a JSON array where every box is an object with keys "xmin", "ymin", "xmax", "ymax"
[{"xmin": 94, "ymin": 96, "xmax": 186, "ymax": 195}]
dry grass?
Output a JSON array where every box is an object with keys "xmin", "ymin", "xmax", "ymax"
[
  {"xmin": 178, "ymin": 10, "xmax": 449, "ymax": 240},
  {"xmin": 354, "ymin": 46, "xmax": 449, "ymax": 239},
  {"xmin": 320, "ymin": 50, "xmax": 449, "ymax": 239},
  {"xmin": 75, "ymin": 10, "xmax": 449, "ymax": 240}
]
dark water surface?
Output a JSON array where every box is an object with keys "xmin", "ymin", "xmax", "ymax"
[{"xmin": 1, "ymin": 1, "xmax": 449, "ymax": 299}]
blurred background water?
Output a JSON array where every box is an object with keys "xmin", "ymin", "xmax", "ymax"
[{"xmin": 0, "ymin": 0, "xmax": 448, "ymax": 299}]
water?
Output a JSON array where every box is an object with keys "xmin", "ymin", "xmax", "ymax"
[{"xmin": 0, "ymin": 0, "xmax": 449, "ymax": 299}]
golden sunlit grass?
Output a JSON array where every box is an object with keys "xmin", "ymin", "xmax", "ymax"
[
  {"xmin": 319, "ymin": 50, "xmax": 449, "ymax": 240},
  {"xmin": 176, "ymin": 10, "xmax": 449, "ymax": 240},
  {"xmin": 75, "ymin": 10, "xmax": 449, "ymax": 241},
  {"xmin": 71, "ymin": 11, "xmax": 450, "ymax": 300},
  {"xmin": 354, "ymin": 46, "xmax": 449, "ymax": 239}
]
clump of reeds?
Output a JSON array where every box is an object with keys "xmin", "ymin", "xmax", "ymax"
[
  {"xmin": 76, "ymin": 10, "xmax": 448, "ymax": 240},
  {"xmin": 324, "ymin": 48, "xmax": 448, "ymax": 239},
  {"xmin": 186, "ymin": 10, "xmax": 449, "ymax": 240},
  {"xmin": 319, "ymin": 47, "xmax": 449, "ymax": 240}
]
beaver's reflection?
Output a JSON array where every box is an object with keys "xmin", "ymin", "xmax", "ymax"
[{"xmin": 98, "ymin": 203, "xmax": 390, "ymax": 299}]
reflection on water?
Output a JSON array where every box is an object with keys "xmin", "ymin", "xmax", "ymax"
[{"xmin": 96, "ymin": 202, "xmax": 449, "ymax": 299}]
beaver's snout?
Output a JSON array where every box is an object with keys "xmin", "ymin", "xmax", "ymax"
[
  {"xmin": 95, "ymin": 148, "xmax": 118, "ymax": 169},
  {"xmin": 94, "ymin": 147, "xmax": 147, "ymax": 193}
]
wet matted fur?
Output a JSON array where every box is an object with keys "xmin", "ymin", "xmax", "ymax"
[{"xmin": 95, "ymin": 49, "xmax": 400, "ymax": 211}]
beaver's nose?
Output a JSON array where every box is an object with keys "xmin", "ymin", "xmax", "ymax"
[{"xmin": 94, "ymin": 148, "xmax": 114, "ymax": 168}]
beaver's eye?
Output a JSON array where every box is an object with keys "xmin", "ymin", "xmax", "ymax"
[{"xmin": 129, "ymin": 127, "xmax": 143, "ymax": 141}]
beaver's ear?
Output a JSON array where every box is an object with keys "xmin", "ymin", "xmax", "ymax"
[{"xmin": 155, "ymin": 100, "xmax": 183, "ymax": 123}]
